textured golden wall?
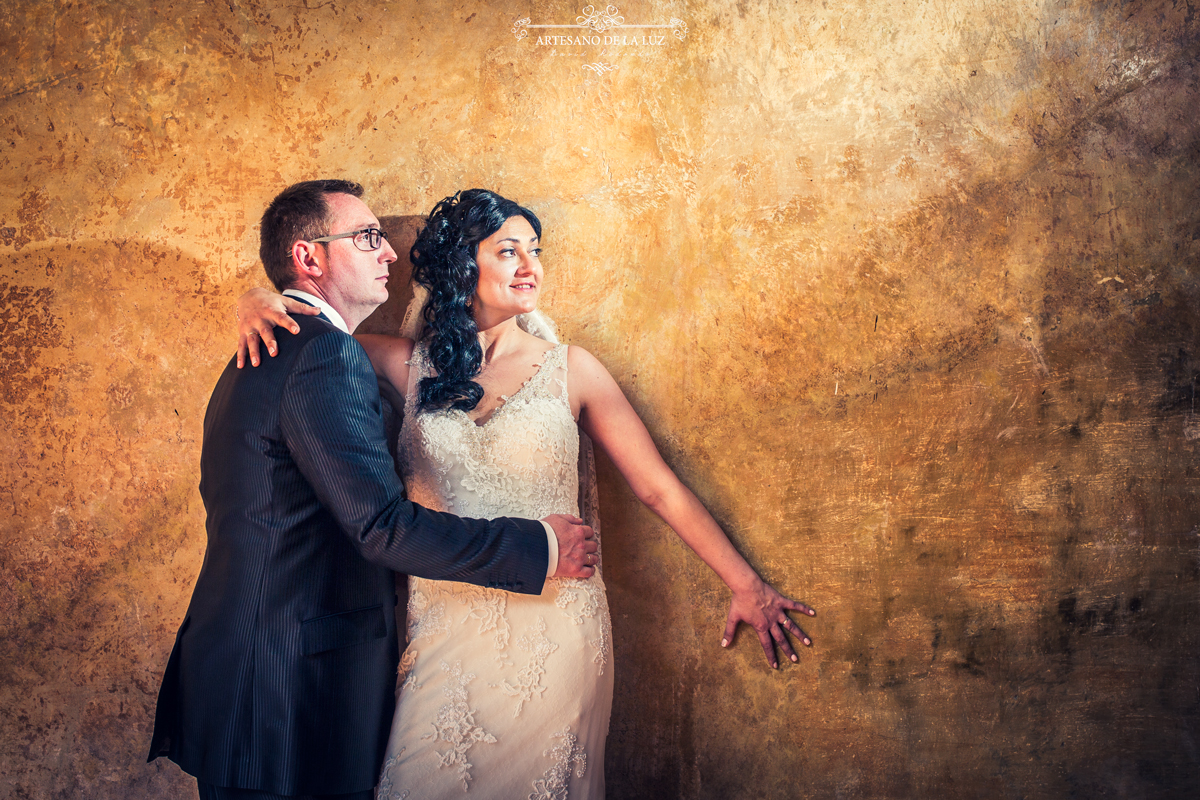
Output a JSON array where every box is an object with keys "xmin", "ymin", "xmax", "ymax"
[{"xmin": 2, "ymin": 0, "xmax": 1198, "ymax": 797}]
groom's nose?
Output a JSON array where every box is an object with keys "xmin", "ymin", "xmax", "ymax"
[{"xmin": 379, "ymin": 238, "xmax": 398, "ymax": 264}]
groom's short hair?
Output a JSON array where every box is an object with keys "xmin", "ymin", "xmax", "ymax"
[{"xmin": 259, "ymin": 179, "xmax": 364, "ymax": 290}]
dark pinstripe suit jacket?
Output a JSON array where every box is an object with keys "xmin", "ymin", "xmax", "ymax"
[{"xmin": 147, "ymin": 311, "xmax": 548, "ymax": 795}]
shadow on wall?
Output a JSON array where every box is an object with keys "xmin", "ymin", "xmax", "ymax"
[
  {"xmin": 0, "ymin": 216, "xmax": 415, "ymax": 798},
  {"xmin": 1, "ymin": 238, "xmax": 241, "ymax": 798},
  {"xmin": 358, "ymin": 215, "xmax": 421, "ymax": 336}
]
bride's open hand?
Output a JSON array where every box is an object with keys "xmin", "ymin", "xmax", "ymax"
[
  {"xmin": 569, "ymin": 345, "xmax": 816, "ymax": 670},
  {"xmin": 722, "ymin": 579, "xmax": 815, "ymax": 669},
  {"xmin": 236, "ymin": 287, "xmax": 321, "ymax": 368}
]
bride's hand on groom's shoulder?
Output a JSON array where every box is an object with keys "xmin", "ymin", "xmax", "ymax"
[
  {"xmin": 236, "ymin": 287, "xmax": 321, "ymax": 368},
  {"xmin": 722, "ymin": 579, "xmax": 816, "ymax": 670}
]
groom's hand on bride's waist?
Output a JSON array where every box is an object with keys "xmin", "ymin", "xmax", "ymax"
[{"xmin": 543, "ymin": 514, "xmax": 599, "ymax": 579}]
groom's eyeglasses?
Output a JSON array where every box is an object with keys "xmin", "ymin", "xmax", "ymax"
[{"xmin": 311, "ymin": 227, "xmax": 389, "ymax": 252}]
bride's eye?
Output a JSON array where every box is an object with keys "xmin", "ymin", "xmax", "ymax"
[{"xmin": 531, "ymin": 248, "xmax": 543, "ymax": 258}]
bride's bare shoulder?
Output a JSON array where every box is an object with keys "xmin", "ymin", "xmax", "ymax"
[
  {"xmin": 566, "ymin": 344, "xmax": 609, "ymax": 376},
  {"xmin": 355, "ymin": 333, "xmax": 415, "ymax": 355},
  {"xmin": 394, "ymin": 336, "xmax": 417, "ymax": 359},
  {"xmin": 353, "ymin": 334, "xmax": 416, "ymax": 384}
]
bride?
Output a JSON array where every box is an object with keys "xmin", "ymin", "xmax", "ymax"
[{"xmin": 236, "ymin": 189, "xmax": 815, "ymax": 798}]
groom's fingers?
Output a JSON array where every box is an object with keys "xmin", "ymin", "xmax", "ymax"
[
  {"xmin": 567, "ymin": 533, "xmax": 599, "ymax": 577},
  {"xmin": 545, "ymin": 514, "xmax": 599, "ymax": 578},
  {"xmin": 556, "ymin": 556, "xmax": 596, "ymax": 579}
]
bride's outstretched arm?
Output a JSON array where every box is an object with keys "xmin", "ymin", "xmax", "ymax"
[{"xmin": 569, "ymin": 345, "xmax": 815, "ymax": 669}]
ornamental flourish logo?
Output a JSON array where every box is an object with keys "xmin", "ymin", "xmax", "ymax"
[{"xmin": 512, "ymin": 4, "xmax": 689, "ymax": 77}]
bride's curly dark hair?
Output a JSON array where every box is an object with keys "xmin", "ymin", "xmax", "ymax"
[{"xmin": 409, "ymin": 188, "xmax": 543, "ymax": 412}]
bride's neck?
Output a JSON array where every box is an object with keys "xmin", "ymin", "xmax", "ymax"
[{"xmin": 475, "ymin": 315, "xmax": 524, "ymax": 365}]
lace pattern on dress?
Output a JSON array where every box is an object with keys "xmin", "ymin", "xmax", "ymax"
[
  {"xmin": 397, "ymin": 649, "xmax": 421, "ymax": 693},
  {"xmin": 591, "ymin": 611, "xmax": 613, "ymax": 675},
  {"xmin": 553, "ymin": 579, "xmax": 610, "ymax": 674},
  {"xmin": 497, "ymin": 616, "xmax": 558, "ymax": 717},
  {"xmin": 376, "ymin": 750, "xmax": 410, "ymax": 800},
  {"xmin": 398, "ymin": 344, "xmax": 578, "ymax": 521},
  {"xmin": 528, "ymin": 725, "xmax": 588, "ymax": 800},
  {"xmin": 386, "ymin": 338, "xmax": 611, "ymax": 795},
  {"xmin": 425, "ymin": 660, "xmax": 497, "ymax": 790},
  {"xmin": 406, "ymin": 588, "xmax": 449, "ymax": 644},
  {"xmin": 460, "ymin": 589, "xmax": 513, "ymax": 666}
]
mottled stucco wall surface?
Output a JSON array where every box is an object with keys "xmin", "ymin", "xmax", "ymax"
[{"xmin": 2, "ymin": 1, "xmax": 1198, "ymax": 797}]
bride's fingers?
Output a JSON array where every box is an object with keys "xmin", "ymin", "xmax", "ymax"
[
  {"xmin": 267, "ymin": 307, "xmax": 301, "ymax": 336},
  {"xmin": 720, "ymin": 613, "xmax": 740, "ymax": 649},
  {"xmin": 250, "ymin": 319, "xmax": 280, "ymax": 358},
  {"xmin": 772, "ymin": 622, "xmax": 799, "ymax": 663},
  {"xmin": 240, "ymin": 331, "xmax": 264, "ymax": 368},
  {"xmin": 756, "ymin": 627, "xmax": 779, "ymax": 669},
  {"xmin": 785, "ymin": 598, "xmax": 816, "ymax": 617},
  {"xmin": 281, "ymin": 296, "xmax": 321, "ymax": 320},
  {"xmin": 781, "ymin": 615, "xmax": 812, "ymax": 647},
  {"xmin": 237, "ymin": 334, "xmax": 251, "ymax": 369}
]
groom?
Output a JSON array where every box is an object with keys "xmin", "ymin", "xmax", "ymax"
[{"xmin": 147, "ymin": 180, "xmax": 598, "ymax": 800}]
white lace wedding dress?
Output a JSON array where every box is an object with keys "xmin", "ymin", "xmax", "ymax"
[{"xmin": 377, "ymin": 341, "xmax": 613, "ymax": 799}]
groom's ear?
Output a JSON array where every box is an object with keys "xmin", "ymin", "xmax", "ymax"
[{"xmin": 291, "ymin": 240, "xmax": 325, "ymax": 278}]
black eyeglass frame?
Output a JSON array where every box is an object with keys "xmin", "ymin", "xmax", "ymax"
[{"xmin": 310, "ymin": 227, "xmax": 389, "ymax": 252}]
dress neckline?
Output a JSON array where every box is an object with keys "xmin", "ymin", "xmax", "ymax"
[{"xmin": 457, "ymin": 344, "xmax": 562, "ymax": 429}]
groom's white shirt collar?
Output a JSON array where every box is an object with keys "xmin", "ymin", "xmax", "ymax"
[
  {"xmin": 282, "ymin": 289, "xmax": 558, "ymax": 576},
  {"xmin": 283, "ymin": 289, "xmax": 349, "ymax": 334}
]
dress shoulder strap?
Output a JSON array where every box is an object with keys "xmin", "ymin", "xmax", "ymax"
[
  {"xmin": 404, "ymin": 341, "xmax": 429, "ymax": 409},
  {"xmin": 543, "ymin": 343, "xmax": 569, "ymax": 372},
  {"xmin": 521, "ymin": 343, "xmax": 570, "ymax": 406}
]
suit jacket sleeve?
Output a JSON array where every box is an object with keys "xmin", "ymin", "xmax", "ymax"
[{"xmin": 279, "ymin": 328, "xmax": 549, "ymax": 593}]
